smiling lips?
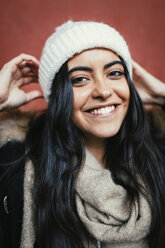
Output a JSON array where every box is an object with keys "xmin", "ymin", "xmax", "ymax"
[{"xmin": 87, "ymin": 105, "xmax": 117, "ymax": 115}]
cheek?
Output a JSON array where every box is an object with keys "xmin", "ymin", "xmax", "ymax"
[
  {"xmin": 71, "ymin": 88, "xmax": 85, "ymax": 124},
  {"xmin": 115, "ymin": 81, "xmax": 130, "ymax": 103},
  {"xmin": 125, "ymin": 85, "xmax": 130, "ymax": 104},
  {"xmin": 122, "ymin": 85, "xmax": 130, "ymax": 116},
  {"xmin": 72, "ymin": 90, "xmax": 81, "ymax": 111},
  {"xmin": 72, "ymin": 87, "xmax": 90, "ymax": 111},
  {"xmin": 71, "ymin": 87, "xmax": 91, "ymax": 129},
  {"xmin": 123, "ymin": 86, "xmax": 130, "ymax": 104}
]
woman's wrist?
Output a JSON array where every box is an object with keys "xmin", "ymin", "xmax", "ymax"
[{"xmin": 133, "ymin": 61, "xmax": 165, "ymax": 106}]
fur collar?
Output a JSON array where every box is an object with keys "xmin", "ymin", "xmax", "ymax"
[{"xmin": 0, "ymin": 110, "xmax": 35, "ymax": 148}]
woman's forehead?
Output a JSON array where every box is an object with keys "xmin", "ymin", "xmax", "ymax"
[{"xmin": 68, "ymin": 48, "xmax": 120, "ymax": 69}]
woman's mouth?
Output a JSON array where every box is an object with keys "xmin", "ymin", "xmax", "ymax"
[{"xmin": 86, "ymin": 105, "xmax": 117, "ymax": 115}]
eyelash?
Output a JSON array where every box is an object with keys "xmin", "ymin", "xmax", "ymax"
[
  {"xmin": 71, "ymin": 77, "xmax": 88, "ymax": 85},
  {"xmin": 108, "ymin": 70, "xmax": 124, "ymax": 78},
  {"xmin": 71, "ymin": 70, "xmax": 124, "ymax": 85}
]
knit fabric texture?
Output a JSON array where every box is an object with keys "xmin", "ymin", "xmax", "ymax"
[
  {"xmin": 20, "ymin": 150, "xmax": 151, "ymax": 248},
  {"xmin": 39, "ymin": 20, "xmax": 132, "ymax": 101},
  {"xmin": 75, "ymin": 149, "xmax": 151, "ymax": 248}
]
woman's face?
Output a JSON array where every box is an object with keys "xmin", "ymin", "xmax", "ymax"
[{"xmin": 68, "ymin": 48, "xmax": 130, "ymax": 143}]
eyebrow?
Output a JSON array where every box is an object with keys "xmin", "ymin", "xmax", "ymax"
[
  {"xmin": 68, "ymin": 66, "xmax": 92, "ymax": 74},
  {"xmin": 104, "ymin": 60, "xmax": 122, "ymax": 69},
  {"xmin": 68, "ymin": 60, "xmax": 123, "ymax": 74}
]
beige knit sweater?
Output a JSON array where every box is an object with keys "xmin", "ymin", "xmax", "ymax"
[{"xmin": 20, "ymin": 150, "xmax": 151, "ymax": 248}]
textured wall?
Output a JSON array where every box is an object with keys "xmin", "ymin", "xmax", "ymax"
[{"xmin": 0, "ymin": 0, "xmax": 165, "ymax": 111}]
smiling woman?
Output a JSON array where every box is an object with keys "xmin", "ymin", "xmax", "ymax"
[
  {"xmin": 0, "ymin": 20, "xmax": 165, "ymax": 248},
  {"xmin": 69, "ymin": 49, "xmax": 130, "ymax": 151}
]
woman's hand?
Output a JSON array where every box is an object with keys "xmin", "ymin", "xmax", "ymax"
[
  {"xmin": 132, "ymin": 60, "xmax": 165, "ymax": 106},
  {"xmin": 0, "ymin": 54, "xmax": 43, "ymax": 112}
]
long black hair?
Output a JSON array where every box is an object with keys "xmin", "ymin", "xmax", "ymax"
[{"xmin": 26, "ymin": 59, "xmax": 165, "ymax": 248}]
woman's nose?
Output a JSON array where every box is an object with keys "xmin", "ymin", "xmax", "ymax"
[{"xmin": 92, "ymin": 80, "xmax": 113, "ymax": 99}]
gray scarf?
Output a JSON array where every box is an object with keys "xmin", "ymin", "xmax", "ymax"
[
  {"xmin": 75, "ymin": 149, "xmax": 151, "ymax": 248},
  {"xmin": 20, "ymin": 151, "xmax": 151, "ymax": 248}
]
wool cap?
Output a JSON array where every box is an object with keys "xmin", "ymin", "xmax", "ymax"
[{"xmin": 39, "ymin": 20, "xmax": 132, "ymax": 101}]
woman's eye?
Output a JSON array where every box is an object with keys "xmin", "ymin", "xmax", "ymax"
[
  {"xmin": 108, "ymin": 70, "xmax": 124, "ymax": 78},
  {"xmin": 71, "ymin": 77, "xmax": 87, "ymax": 85}
]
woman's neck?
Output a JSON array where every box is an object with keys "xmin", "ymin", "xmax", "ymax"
[{"xmin": 84, "ymin": 137, "xmax": 107, "ymax": 168}]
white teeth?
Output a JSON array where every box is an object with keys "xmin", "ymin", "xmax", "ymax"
[
  {"xmin": 111, "ymin": 105, "xmax": 115, "ymax": 111},
  {"xmin": 90, "ymin": 105, "xmax": 115, "ymax": 115}
]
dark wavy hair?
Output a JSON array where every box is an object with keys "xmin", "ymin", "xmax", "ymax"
[{"xmin": 26, "ymin": 58, "xmax": 165, "ymax": 248}]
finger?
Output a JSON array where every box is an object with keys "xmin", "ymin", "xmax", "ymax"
[
  {"xmin": 18, "ymin": 59, "xmax": 39, "ymax": 71},
  {"xmin": 19, "ymin": 62, "xmax": 39, "ymax": 78},
  {"xmin": 16, "ymin": 76, "xmax": 39, "ymax": 87},
  {"xmin": 12, "ymin": 66, "xmax": 38, "ymax": 83},
  {"xmin": 25, "ymin": 90, "xmax": 44, "ymax": 103},
  {"xmin": 3, "ymin": 54, "xmax": 39, "ymax": 74},
  {"xmin": 132, "ymin": 61, "xmax": 140, "ymax": 71},
  {"xmin": 12, "ymin": 70, "xmax": 38, "ymax": 84},
  {"xmin": 21, "ymin": 66, "xmax": 38, "ymax": 77},
  {"xmin": 12, "ymin": 53, "xmax": 39, "ymax": 66},
  {"xmin": 21, "ymin": 67, "xmax": 32, "ymax": 75}
]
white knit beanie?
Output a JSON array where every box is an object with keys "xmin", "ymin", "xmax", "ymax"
[{"xmin": 39, "ymin": 20, "xmax": 132, "ymax": 101}]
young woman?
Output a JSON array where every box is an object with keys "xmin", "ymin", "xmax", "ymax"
[{"xmin": 0, "ymin": 20, "xmax": 165, "ymax": 248}]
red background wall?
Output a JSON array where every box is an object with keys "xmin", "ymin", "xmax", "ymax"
[{"xmin": 0, "ymin": 0, "xmax": 165, "ymax": 111}]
